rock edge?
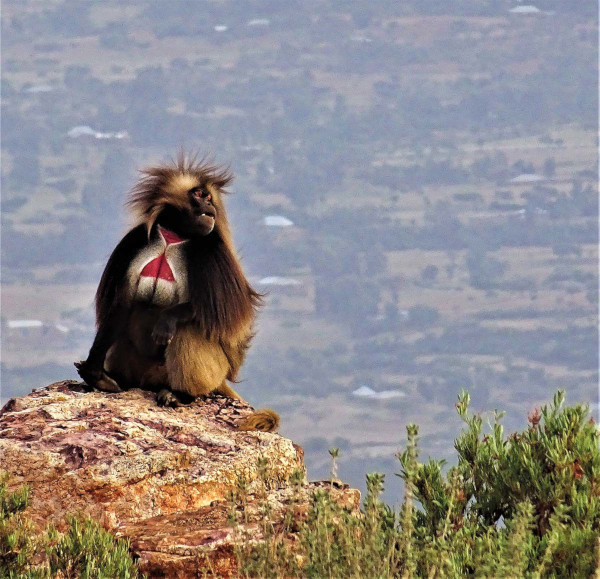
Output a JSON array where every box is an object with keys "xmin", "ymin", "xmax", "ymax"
[{"xmin": 0, "ymin": 381, "xmax": 360, "ymax": 577}]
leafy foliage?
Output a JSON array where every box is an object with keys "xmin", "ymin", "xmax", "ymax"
[
  {"xmin": 233, "ymin": 390, "xmax": 600, "ymax": 577},
  {"xmin": 0, "ymin": 476, "xmax": 43, "ymax": 578},
  {"xmin": 46, "ymin": 517, "xmax": 141, "ymax": 579},
  {"xmin": 2, "ymin": 390, "xmax": 598, "ymax": 577},
  {"xmin": 0, "ymin": 477, "xmax": 142, "ymax": 578},
  {"xmin": 399, "ymin": 389, "xmax": 600, "ymax": 576}
]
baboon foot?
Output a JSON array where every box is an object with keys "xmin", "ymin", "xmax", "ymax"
[
  {"xmin": 156, "ymin": 389, "xmax": 195, "ymax": 407},
  {"xmin": 237, "ymin": 409, "xmax": 280, "ymax": 433},
  {"xmin": 156, "ymin": 388, "xmax": 180, "ymax": 407}
]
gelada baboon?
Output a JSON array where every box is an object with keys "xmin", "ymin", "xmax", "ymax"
[{"xmin": 75, "ymin": 153, "xmax": 279, "ymax": 432}]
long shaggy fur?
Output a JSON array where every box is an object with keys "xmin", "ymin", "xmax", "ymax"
[
  {"xmin": 97, "ymin": 154, "xmax": 261, "ymax": 337},
  {"xmin": 184, "ymin": 235, "xmax": 261, "ymax": 341},
  {"xmin": 81, "ymin": 153, "xmax": 278, "ymax": 433}
]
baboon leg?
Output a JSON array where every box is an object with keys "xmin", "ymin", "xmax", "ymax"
[
  {"xmin": 165, "ymin": 326, "xmax": 229, "ymax": 398},
  {"xmin": 103, "ymin": 339, "xmax": 168, "ymax": 394},
  {"xmin": 156, "ymin": 384, "xmax": 195, "ymax": 408},
  {"xmin": 165, "ymin": 327, "xmax": 280, "ymax": 432},
  {"xmin": 104, "ymin": 341, "xmax": 143, "ymax": 388}
]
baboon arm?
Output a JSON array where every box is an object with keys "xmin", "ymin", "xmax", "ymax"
[
  {"xmin": 76, "ymin": 304, "xmax": 128, "ymax": 386},
  {"xmin": 95, "ymin": 224, "xmax": 147, "ymax": 325},
  {"xmin": 151, "ymin": 302, "xmax": 195, "ymax": 345},
  {"xmin": 87, "ymin": 305, "xmax": 128, "ymax": 367},
  {"xmin": 77, "ymin": 224, "xmax": 147, "ymax": 386}
]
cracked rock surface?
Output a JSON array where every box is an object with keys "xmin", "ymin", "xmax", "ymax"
[{"xmin": 0, "ymin": 381, "xmax": 359, "ymax": 577}]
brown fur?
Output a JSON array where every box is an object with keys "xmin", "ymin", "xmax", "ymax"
[
  {"xmin": 78, "ymin": 154, "xmax": 279, "ymax": 433},
  {"xmin": 128, "ymin": 152, "xmax": 233, "ymax": 238}
]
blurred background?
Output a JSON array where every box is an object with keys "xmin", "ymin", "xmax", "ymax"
[{"xmin": 1, "ymin": 0, "xmax": 597, "ymax": 502}]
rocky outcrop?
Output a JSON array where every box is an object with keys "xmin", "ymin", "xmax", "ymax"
[{"xmin": 0, "ymin": 381, "xmax": 359, "ymax": 577}]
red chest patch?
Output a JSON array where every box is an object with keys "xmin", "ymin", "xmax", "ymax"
[
  {"xmin": 140, "ymin": 228, "xmax": 185, "ymax": 282},
  {"xmin": 160, "ymin": 228, "xmax": 184, "ymax": 245},
  {"xmin": 140, "ymin": 254, "xmax": 175, "ymax": 281}
]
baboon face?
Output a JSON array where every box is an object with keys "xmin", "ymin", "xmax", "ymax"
[
  {"xmin": 152, "ymin": 180, "xmax": 220, "ymax": 239},
  {"xmin": 155, "ymin": 173, "xmax": 223, "ymax": 238},
  {"xmin": 188, "ymin": 184, "xmax": 217, "ymax": 236}
]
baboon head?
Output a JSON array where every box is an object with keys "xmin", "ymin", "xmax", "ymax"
[{"xmin": 128, "ymin": 153, "xmax": 233, "ymax": 240}]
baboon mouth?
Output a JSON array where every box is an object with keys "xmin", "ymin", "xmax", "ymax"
[{"xmin": 199, "ymin": 212, "xmax": 215, "ymax": 220}]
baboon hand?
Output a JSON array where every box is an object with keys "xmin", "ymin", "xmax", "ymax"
[
  {"xmin": 74, "ymin": 359, "xmax": 103, "ymax": 388},
  {"xmin": 152, "ymin": 315, "xmax": 176, "ymax": 346},
  {"xmin": 75, "ymin": 361, "xmax": 122, "ymax": 393}
]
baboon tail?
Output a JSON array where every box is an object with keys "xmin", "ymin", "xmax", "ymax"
[{"xmin": 237, "ymin": 408, "xmax": 280, "ymax": 433}]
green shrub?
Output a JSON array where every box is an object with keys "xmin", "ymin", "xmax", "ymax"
[
  {"xmin": 0, "ymin": 477, "xmax": 142, "ymax": 578},
  {"xmin": 400, "ymin": 390, "xmax": 600, "ymax": 577},
  {"xmin": 2, "ymin": 390, "xmax": 598, "ymax": 577},
  {"xmin": 233, "ymin": 390, "xmax": 600, "ymax": 578},
  {"xmin": 46, "ymin": 517, "xmax": 141, "ymax": 579},
  {"xmin": 0, "ymin": 475, "xmax": 44, "ymax": 579}
]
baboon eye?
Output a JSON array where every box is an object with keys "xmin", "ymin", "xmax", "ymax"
[{"xmin": 191, "ymin": 187, "xmax": 212, "ymax": 202}]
